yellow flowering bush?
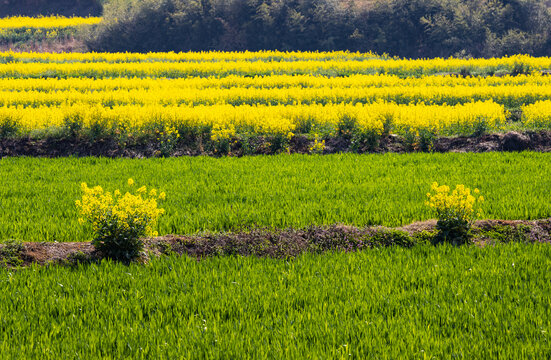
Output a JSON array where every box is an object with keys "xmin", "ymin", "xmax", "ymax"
[
  {"xmin": 75, "ymin": 179, "xmax": 165, "ymax": 261},
  {"xmin": 426, "ymin": 182, "xmax": 484, "ymax": 245},
  {"xmin": 309, "ymin": 134, "xmax": 325, "ymax": 154}
]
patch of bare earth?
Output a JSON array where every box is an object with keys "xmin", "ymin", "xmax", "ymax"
[{"xmin": 22, "ymin": 242, "xmax": 94, "ymax": 266}]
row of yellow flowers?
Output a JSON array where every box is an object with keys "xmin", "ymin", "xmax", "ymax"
[
  {"xmin": 0, "ymin": 73, "xmax": 549, "ymax": 91},
  {"xmin": 1, "ymin": 82, "xmax": 550, "ymax": 108},
  {"xmin": 0, "ymin": 101, "xmax": 506, "ymax": 137},
  {"xmin": 0, "ymin": 50, "xmax": 381, "ymax": 63},
  {"xmin": 0, "ymin": 55, "xmax": 550, "ymax": 78},
  {"xmin": 0, "ymin": 16, "xmax": 101, "ymax": 29},
  {"xmin": 0, "ymin": 51, "xmax": 549, "ymax": 71}
]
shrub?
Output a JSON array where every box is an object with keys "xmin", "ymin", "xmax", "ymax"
[
  {"xmin": 370, "ymin": 229, "xmax": 416, "ymax": 248},
  {"xmin": 0, "ymin": 238, "xmax": 24, "ymax": 267},
  {"xmin": 64, "ymin": 250, "xmax": 95, "ymax": 267},
  {"xmin": 0, "ymin": 117, "xmax": 18, "ymax": 139},
  {"xmin": 351, "ymin": 129, "xmax": 381, "ymax": 153},
  {"xmin": 426, "ymin": 182, "xmax": 484, "ymax": 246},
  {"xmin": 309, "ymin": 134, "xmax": 325, "ymax": 154},
  {"xmin": 476, "ymin": 224, "xmax": 531, "ymax": 244},
  {"xmin": 76, "ymin": 179, "xmax": 166, "ymax": 261},
  {"xmin": 61, "ymin": 113, "xmax": 84, "ymax": 139},
  {"xmin": 404, "ymin": 128, "xmax": 436, "ymax": 152}
]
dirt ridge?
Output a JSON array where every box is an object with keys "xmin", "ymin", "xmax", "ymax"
[{"xmin": 2, "ymin": 218, "xmax": 549, "ymax": 267}]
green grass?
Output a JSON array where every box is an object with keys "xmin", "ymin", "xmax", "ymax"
[
  {"xmin": 0, "ymin": 243, "xmax": 549, "ymax": 358},
  {"xmin": 0, "ymin": 152, "xmax": 550, "ymax": 242}
]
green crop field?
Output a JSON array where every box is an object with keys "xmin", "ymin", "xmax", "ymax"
[
  {"xmin": 1, "ymin": 43, "xmax": 551, "ymax": 360},
  {"xmin": 0, "ymin": 152, "xmax": 550, "ymax": 242},
  {"xmin": 0, "ymin": 243, "xmax": 549, "ymax": 359}
]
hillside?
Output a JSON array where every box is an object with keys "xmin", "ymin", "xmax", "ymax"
[{"xmin": 0, "ymin": 0, "xmax": 102, "ymax": 17}]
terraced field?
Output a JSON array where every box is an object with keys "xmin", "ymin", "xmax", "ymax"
[
  {"xmin": 0, "ymin": 52, "xmax": 551, "ymax": 155},
  {"xmin": 0, "ymin": 45, "xmax": 550, "ymax": 359},
  {"xmin": 0, "ymin": 16, "xmax": 100, "ymax": 49},
  {"xmin": 1, "ymin": 153, "xmax": 550, "ymax": 242}
]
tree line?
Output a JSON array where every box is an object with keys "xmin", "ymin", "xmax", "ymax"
[
  {"xmin": 84, "ymin": 0, "xmax": 551, "ymax": 57},
  {"xmin": 0, "ymin": 0, "xmax": 103, "ymax": 17}
]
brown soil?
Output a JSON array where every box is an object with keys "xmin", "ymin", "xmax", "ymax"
[
  {"xmin": 22, "ymin": 241, "xmax": 94, "ymax": 266},
  {"xmin": 5, "ymin": 218, "xmax": 550, "ymax": 267},
  {"xmin": 2, "ymin": 130, "xmax": 551, "ymax": 158}
]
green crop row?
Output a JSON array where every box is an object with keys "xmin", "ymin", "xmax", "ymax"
[
  {"xmin": 0, "ymin": 243, "xmax": 549, "ymax": 358},
  {"xmin": 0, "ymin": 27, "xmax": 80, "ymax": 45},
  {"xmin": 0, "ymin": 152, "xmax": 550, "ymax": 243}
]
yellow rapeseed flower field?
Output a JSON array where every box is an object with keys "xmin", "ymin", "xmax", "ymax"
[{"xmin": 0, "ymin": 50, "xmax": 549, "ymax": 139}]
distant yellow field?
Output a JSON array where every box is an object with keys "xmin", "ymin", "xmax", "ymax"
[{"xmin": 0, "ymin": 16, "xmax": 101, "ymax": 29}]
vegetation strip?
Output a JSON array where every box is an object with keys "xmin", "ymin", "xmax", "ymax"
[
  {"xmin": 1, "ymin": 153, "xmax": 550, "ymax": 243},
  {"xmin": 1, "ymin": 130, "xmax": 549, "ymax": 157},
  {"xmin": 2, "ymin": 219, "xmax": 549, "ymax": 267}
]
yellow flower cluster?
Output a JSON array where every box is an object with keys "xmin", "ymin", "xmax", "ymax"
[
  {"xmin": 390, "ymin": 101, "xmax": 506, "ymax": 134},
  {"xmin": 0, "ymin": 16, "xmax": 101, "ymax": 29},
  {"xmin": 426, "ymin": 182, "xmax": 484, "ymax": 223},
  {"xmin": 308, "ymin": 134, "xmax": 326, "ymax": 154},
  {"xmin": 521, "ymin": 100, "xmax": 551, "ymax": 129},
  {"xmin": 157, "ymin": 125, "xmax": 180, "ymax": 140},
  {"xmin": 75, "ymin": 179, "xmax": 165, "ymax": 238}
]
